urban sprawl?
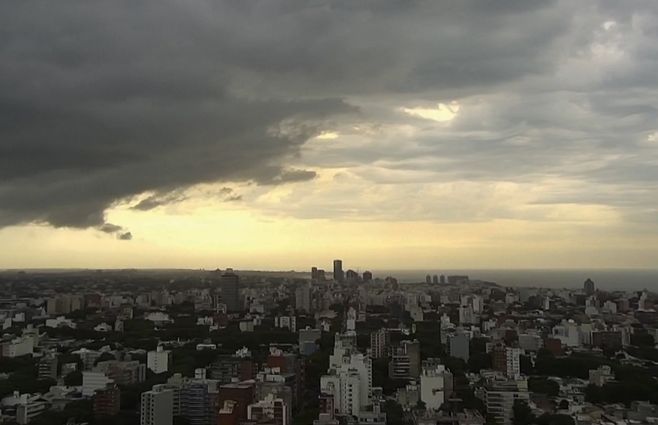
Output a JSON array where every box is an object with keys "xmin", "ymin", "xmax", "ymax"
[{"xmin": 0, "ymin": 262, "xmax": 657, "ymax": 425}]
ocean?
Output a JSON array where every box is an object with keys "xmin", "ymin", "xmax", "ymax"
[{"xmin": 372, "ymin": 269, "xmax": 658, "ymax": 291}]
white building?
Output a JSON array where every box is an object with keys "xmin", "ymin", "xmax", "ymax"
[
  {"xmin": 248, "ymin": 393, "xmax": 290, "ymax": 425},
  {"xmin": 275, "ymin": 316, "xmax": 297, "ymax": 333},
  {"xmin": 239, "ymin": 319, "xmax": 254, "ymax": 332},
  {"xmin": 147, "ymin": 346, "xmax": 172, "ymax": 374},
  {"xmin": 140, "ymin": 387, "xmax": 173, "ymax": 425},
  {"xmin": 589, "ymin": 365, "xmax": 614, "ymax": 387},
  {"xmin": 45, "ymin": 316, "xmax": 76, "ymax": 329},
  {"xmin": 2, "ymin": 336, "xmax": 34, "ymax": 358},
  {"xmin": 3, "ymin": 392, "xmax": 49, "ymax": 425},
  {"xmin": 505, "ymin": 347, "xmax": 521, "ymax": 379},
  {"xmin": 94, "ymin": 322, "xmax": 113, "ymax": 332},
  {"xmin": 72, "ymin": 348, "xmax": 101, "ymax": 370},
  {"xmin": 552, "ymin": 320, "xmax": 580, "ymax": 348},
  {"xmin": 420, "ymin": 362, "xmax": 453, "ymax": 411},
  {"xmin": 144, "ymin": 311, "xmax": 173, "ymax": 325},
  {"xmin": 82, "ymin": 371, "xmax": 114, "ymax": 397},
  {"xmin": 321, "ymin": 334, "xmax": 373, "ymax": 416},
  {"xmin": 602, "ymin": 301, "xmax": 618, "ymax": 314}
]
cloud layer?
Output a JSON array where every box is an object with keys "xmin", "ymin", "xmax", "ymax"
[{"xmin": 1, "ymin": 0, "xmax": 657, "ymax": 243}]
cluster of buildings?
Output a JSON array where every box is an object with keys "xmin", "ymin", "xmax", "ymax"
[{"xmin": 1, "ymin": 266, "xmax": 658, "ymax": 425}]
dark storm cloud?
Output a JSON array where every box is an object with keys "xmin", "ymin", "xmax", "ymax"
[
  {"xmin": 0, "ymin": 0, "xmax": 365, "ymax": 230},
  {"xmin": 132, "ymin": 191, "xmax": 189, "ymax": 212},
  {"xmin": 1, "ymin": 0, "xmax": 657, "ymax": 231},
  {"xmin": 118, "ymin": 232, "xmax": 133, "ymax": 241}
]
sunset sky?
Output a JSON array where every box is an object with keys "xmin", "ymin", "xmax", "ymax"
[{"xmin": 1, "ymin": 1, "xmax": 658, "ymax": 269}]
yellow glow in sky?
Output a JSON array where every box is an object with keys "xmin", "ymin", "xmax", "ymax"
[{"xmin": 401, "ymin": 102, "xmax": 460, "ymax": 122}]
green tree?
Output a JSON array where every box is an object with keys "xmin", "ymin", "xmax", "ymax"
[
  {"xmin": 528, "ymin": 377, "xmax": 559, "ymax": 397},
  {"xmin": 513, "ymin": 400, "xmax": 535, "ymax": 425},
  {"xmin": 64, "ymin": 371, "xmax": 83, "ymax": 386}
]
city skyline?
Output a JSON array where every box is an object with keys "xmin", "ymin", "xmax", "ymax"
[{"xmin": 2, "ymin": 1, "xmax": 658, "ymax": 269}]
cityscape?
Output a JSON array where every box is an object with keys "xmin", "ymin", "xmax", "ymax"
[
  {"xmin": 2, "ymin": 1, "xmax": 658, "ymax": 425},
  {"xmin": 1, "ymin": 265, "xmax": 657, "ymax": 425}
]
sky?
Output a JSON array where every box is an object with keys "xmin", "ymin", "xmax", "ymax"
[{"xmin": 1, "ymin": 0, "xmax": 658, "ymax": 270}]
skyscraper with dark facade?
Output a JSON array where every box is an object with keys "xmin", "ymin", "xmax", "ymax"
[
  {"xmin": 584, "ymin": 278, "xmax": 596, "ymax": 295},
  {"xmin": 333, "ymin": 259, "xmax": 344, "ymax": 282},
  {"xmin": 220, "ymin": 271, "xmax": 241, "ymax": 312}
]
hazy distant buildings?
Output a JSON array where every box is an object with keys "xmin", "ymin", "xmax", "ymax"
[
  {"xmin": 584, "ymin": 278, "xmax": 596, "ymax": 295},
  {"xmin": 432, "ymin": 275, "xmax": 439, "ymax": 284},
  {"xmin": 362, "ymin": 271, "xmax": 373, "ymax": 282},
  {"xmin": 220, "ymin": 271, "xmax": 241, "ymax": 312},
  {"xmin": 295, "ymin": 283, "xmax": 311, "ymax": 313},
  {"xmin": 447, "ymin": 275, "xmax": 469, "ymax": 285},
  {"xmin": 425, "ymin": 275, "xmax": 432, "ymax": 284},
  {"xmin": 440, "ymin": 275, "xmax": 446, "ymax": 284},
  {"xmin": 346, "ymin": 269, "xmax": 359, "ymax": 282},
  {"xmin": 333, "ymin": 260, "xmax": 344, "ymax": 282}
]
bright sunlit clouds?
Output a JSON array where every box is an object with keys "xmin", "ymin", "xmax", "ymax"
[
  {"xmin": 2, "ymin": 1, "xmax": 658, "ymax": 269},
  {"xmin": 401, "ymin": 102, "xmax": 461, "ymax": 122}
]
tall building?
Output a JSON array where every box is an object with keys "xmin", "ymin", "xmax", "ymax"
[
  {"xmin": 363, "ymin": 271, "xmax": 373, "ymax": 282},
  {"xmin": 388, "ymin": 340, "xmax": 421, "ymax": 380},
  {"xmin": 179, "ymin": 379, "xmax": 220, "ymax": 425},
  {"xmin": 140, "ymin": 387, "xmax": 173, "ymax": 425},
  {"xmin": 484, "ymin": 377, "xmax": 529, "ymax": 425},
  {"xmin": 370, "ymin": 328, "xmax": 390, "ymax": 359},
  {"xmin": 346, "ymin": 269, "xmax": 359, "ymax": 282},
  {"xmin": 94, "ymin": 360, "xmax": 146, "ymax": 386},
  {"xmin": 247, "ymin": 393, "xmax": 289, "ymax": 425},
  {"xmin": 94, "ymin": 385, "xmax": 121, "ymax": 418},
  {"xmin": 147, "ymin": 346, "xmax": 172, "ymax": 374},
  {"xmin": 321, "ymin": 334, "xmax": 373, "ymax": 416},
  {"xmin": 220, "ymin": 271, "xmax": 241, "ymax": 312},
  {"xmin": 218, "ymin": 382, "xmax": 255, "ymax": 425},
  {"xmin": 210, "ymin": 348, "xmax": 257, "ymax": 384},
  {"xmin": 82, "ymin": 371, "xmax": 114, "ymax": 397},
  {"xmin": 448, "ymin": 332, "xmax": 470, "ymax": 362},
  {"xmin": 432, "ymin": 275, "xmax": 439, "ymax": 284},
  {"xmin": 38, "ymin": 354, "xmax": 58, "ymax": 380},
  {"xmin": 295, "ymin": 284, "xmax": 311, "ymax": 313},
  {"xmin": 584, "ymin": 278, "xmax": 596, "ymax": 295},
  {"xmin": 491, "ymin": 343, "xmax": 521, "ymax": 378},
  {"xmin": 425, "ymin": 275, "xmax": 432, "ymax": 284},
  {"xmin": 420, "ymin": 360, "xmax": 453, "ymax": 411},
  {"xmin": 333, "ymin": 260, "xmax": 344, "ymax": 282},
  {"xmin": 440, "ymin": 275, "xmax": 446, "ymax": 284},
  {"xmin": 299, "ymin": 328, "xmax": 322, "ymax": 356},
  {"xmin": 311, "ymin": 267, "xmax": 319, "ymax": 280}
]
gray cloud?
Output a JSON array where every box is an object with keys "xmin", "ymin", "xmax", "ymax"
[
  {"xmin": 1, "ymin": 0, "xmax": 657, "ymax": 233},
  {"xmin": 118, "ymin": 232, "xmax": 133, "ymax": 241}
]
